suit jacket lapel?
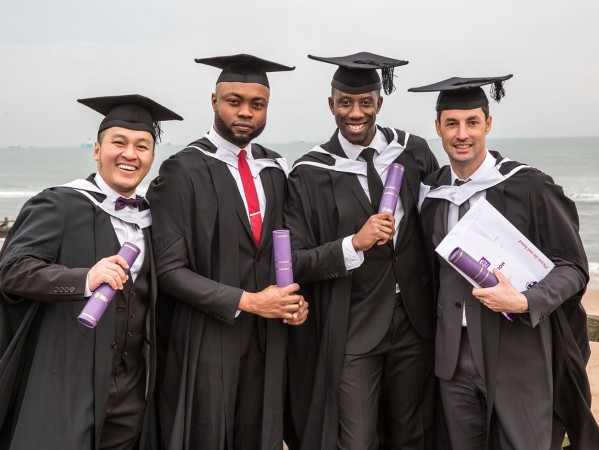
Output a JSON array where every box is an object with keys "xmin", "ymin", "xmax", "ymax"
[
  {"xmin": 325, "ymin": 130, "xmax": 374, "ymax": 217},
  {"xmin": 204, "ymin": 156, "xmax": 254, "ymax": 244},
  {"xmin": 258, "ymin": 165, "xmax": 276, "ymax": 254}
]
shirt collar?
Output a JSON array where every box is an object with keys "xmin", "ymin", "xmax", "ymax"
[
  {"xmin": 450, "ymin": 150, "xmax": 496, "ymax": 185},
  {"xmin": 337, "ymin": 127, "xmax": 387, "ymax": 161},
  {"xmin": 94, "ymin": 173, "xmax": 135, "ymax": 202},
  {"xmin": 206, "ymin": 126, "xmax": 254, "ymax": 159}
]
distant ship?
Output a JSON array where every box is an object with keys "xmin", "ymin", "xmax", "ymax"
[
  {"xmin": 81, "ymin": 138, "xmax": 94, "ymax": 148},
  {"xmin": 291, "ymin": 138, "xmax": 307, "ymax": 143}
]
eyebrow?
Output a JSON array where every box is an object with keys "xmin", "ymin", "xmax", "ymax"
[
  {"xmin": 226, "ymin": 92, "xmax": 268, "ymax": 102},
  {"xmin": 443, "ymin": 115, "xmax": 481, "ymax": 123},
  {"xmin": 109, "ymin": 133, "xmax": 151, "ymax": 144}
]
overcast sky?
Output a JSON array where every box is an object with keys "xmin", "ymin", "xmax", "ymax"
[{"xmin": 1, "ymin": 0, "xmax": 598, "ymax": 147}]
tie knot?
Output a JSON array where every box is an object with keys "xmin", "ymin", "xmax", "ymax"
[
  {"xmin": 360, "ymin": 147, "xmax": 377, "ymax": 163},
  {"xmin": 238, "ymin": 149, "xmax": 247, "ymax": 160},
  {"xmin": 115, "ymin": 196, "xmax": 144, "ymax": 211},
  {"xmin": 454, "ymin": 178, "xmax": 470, "ymax": 186}
]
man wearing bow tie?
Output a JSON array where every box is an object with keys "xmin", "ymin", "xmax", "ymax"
[{"xmin": 0, "ymin": 95, "xmax": 182, "ymax": 449}]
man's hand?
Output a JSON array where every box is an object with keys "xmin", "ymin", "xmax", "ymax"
[
  {"xmin": 87, "ymin": 255, "xmax": 129, "ymax": 291},
  {"xmin": 284, "ymin": 298, "xmax": 309, "ymax": 326},
  {"xmin": 352, "ymin": 212, "xmax": 395, "ymax": 252},
  {"xmin": 472, "ymin": 269, "xmax": 529, "ymax": 314},
  {"xmin": 238, "ymin": 283, "xmax": 305, "ymax": 320}
]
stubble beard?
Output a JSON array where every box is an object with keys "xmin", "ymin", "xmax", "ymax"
[{"xmin": 214, "ymin": 111, "xmax": 265, "ymax": 148}]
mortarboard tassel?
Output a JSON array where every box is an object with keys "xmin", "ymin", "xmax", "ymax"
[
  {"xmin": 381, "ymin": 67, "xmax": 396, "ymax": 95},
  {"xmin": 153, "ymin": 121, "xmax": 163, "ymax": 142},
  {"xmin": 490, "ymin": 81, "xmax": 506, "ymax": 102}
]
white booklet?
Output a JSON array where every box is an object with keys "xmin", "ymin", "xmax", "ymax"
[{"xmin": 435, "ymin": 197, "xmax": 554, "ymax": 290}]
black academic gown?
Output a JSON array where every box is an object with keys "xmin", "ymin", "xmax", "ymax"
[
  {"xmin": 147, "ymin": 138, "xmax": 288, "ymax": 450},
  {"xmin": 420, "ymin": 152, "xmax": 599, "ymax": 449},
  {"xmin": 0, "ymin": 176, "xmax": 157, "ymax": 449},
  {"xmin": 283, "ymin": 127, "xmax": 439, "ymax": 450}
]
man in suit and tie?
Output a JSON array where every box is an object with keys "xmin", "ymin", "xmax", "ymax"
[
  {"xmin": 147, "ymin": 54, "xmax": 307, "ymax": 450},
  {"xmin": 284, "ymin": 53, "xmax": 439, "ymax": 450},
  {"xmin": 411, "ymin": 76, "xmax": 597, "ymax": 449},
  {"xmin": 0, "ymin": 94, "xmax": 182, "ymax": 449}
]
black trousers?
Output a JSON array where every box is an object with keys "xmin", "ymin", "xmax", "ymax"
[
  {"xmin": 338, "ymin": 294, "xmax": 434, "ymax": 450},
  {"xmin": 99, "ymin": 361, "xmax": 147, "ymax": 450}
]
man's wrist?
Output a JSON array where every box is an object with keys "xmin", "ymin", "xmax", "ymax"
[{"xmin": 519, "ymin": 293, "xmax": 529, "ymax": 313}]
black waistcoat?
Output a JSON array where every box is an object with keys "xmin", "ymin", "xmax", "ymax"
[{"xmin": 345, "ymin": 204, "xmax": 397, "ymax": 355}]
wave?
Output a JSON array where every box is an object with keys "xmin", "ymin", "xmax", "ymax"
[
  {"xmin": 0, "ymin": 191, "xmax": 39, "ymax": 199},
  {"xmin": 590, "ymin": 262, "xmax": 599, "ymax": 276},
  {"xmin": 569, "ymin": 193, "xmax": 599, "ymax": 203}
]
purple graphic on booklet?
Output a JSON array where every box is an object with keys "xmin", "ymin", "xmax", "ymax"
[{"xmin": 78, "ymin": 242, "xmax": 140, "ymax": 328}]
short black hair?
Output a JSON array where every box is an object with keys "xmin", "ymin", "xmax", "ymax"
[{"xmin": 437, "ymin": 104, "xmax": 489, "ymax": 122}]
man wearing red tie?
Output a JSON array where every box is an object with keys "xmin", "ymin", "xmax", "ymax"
[{"xmin": 147, "ymin": 54, "xmax": 308, "ymax": 450}]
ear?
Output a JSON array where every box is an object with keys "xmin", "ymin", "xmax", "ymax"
[
  {"xmin": 93, "ymin": 141, "xmax": 101, "ymax": 161},
  {"xmin": 211, "ymin": 92, "xmax": 217, "ymax": 112},
  {"xmin": 376, "ymin": 94, "xmax": 384, "ymax": 113},
  {"xmin": 435, "ymin": 119, "xmax": 442, "ymax": 138},
  {"xmin": 485, "ymin": 115, "xmax": 493, "ymax": 134},
  {"xmin": 328, "ymin": 96, "xmax": 335, "ymax": 115}
]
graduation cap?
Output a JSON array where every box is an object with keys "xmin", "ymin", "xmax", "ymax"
[
  {"xmin": 408, "ymin": 75, "xmax": 513, "ymax": 111},
  {"xmin": 194, "ymin": 54, "xmax": 295, "ymax": 88},
  {"xmin": 308, "ymin": 52, "xmax": 409, "ymax": 95},
  {"xmin": 77, "ymin": 94, "xmax": 183, "ymax": 142}
]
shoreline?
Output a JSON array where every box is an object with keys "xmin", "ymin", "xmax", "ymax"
[{"xmin": 1, "ymin": 236, "xmax": 598, "ymax": 420}]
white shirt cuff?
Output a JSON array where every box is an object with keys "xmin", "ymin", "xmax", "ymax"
[
  {"xmin": 342, "ymin": 235, "xmax": 364, "ymax": 270},
  {"xmin": 84, "ymin": 274, "xmax": 92, "ymax": 298}
]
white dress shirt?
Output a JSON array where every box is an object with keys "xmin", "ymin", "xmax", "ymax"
[
  {"xmin": 448, "ymin": 150, "xmax": 496, "ymax": 326},
  {"xmin": 206, "ymin": 127, "xmax": 267, "ymax": 222},
  {"xmin": 337, "ymin": 129, "xmax": 405, "ymax": 271},
  {"xmin": 84, "ymin": 174, "xmax": 146, "ymax": 296}
]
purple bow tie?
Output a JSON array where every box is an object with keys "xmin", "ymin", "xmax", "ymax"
[{"xmin": 115, "ymin": 196, "xmax": 144, "ymax": 211}]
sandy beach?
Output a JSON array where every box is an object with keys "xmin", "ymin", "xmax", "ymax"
[
  {"xmin": 1, "ymin": 234, "xmax": 598, "ymax": 423},
  {"xmin": 582, "ymin": 288, "xmax": 599, "ymax": 420}
]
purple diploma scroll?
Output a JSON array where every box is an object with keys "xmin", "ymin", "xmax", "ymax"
[
  {"xmin": 449, "ymin": 247, "xmax": 514, "ymax": 321},
  {"xmin": 273, "ymin": 229, "xmax": 293, "ymax": 287},
  {"xmin": 378, "ymin": 163, "xmax": 405, "ymax": 215},
  {"xmin": 78, "ymin": 242, "xmax": 140, "ymax": 328}
]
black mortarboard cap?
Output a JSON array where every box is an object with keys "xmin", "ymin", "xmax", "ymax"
[
  {"xmin": 77, "ymin": 94, "xmax": 183, "ymax": 141},
  {"xmin": 308, "ymin": 52, "xmax": 409, "ymax": 95},
  {"xmin": 408, "ymin": 75, "xmax": 513, "ymax": 111},
  {"xmin": 194, "ymin": 54, "xmax": 295, "ymax": 88}
]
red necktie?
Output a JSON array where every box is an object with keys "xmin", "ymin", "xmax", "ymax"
[{"xmin": 238, "ymin": 149, "xmax": 262, "ymax": 247}]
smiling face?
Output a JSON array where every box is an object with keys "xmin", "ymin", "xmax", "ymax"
[
  {"xmin": 212, "ymin": 81, "xmax": 269, "ymax": 147},
  {"xmin": 94, "ymin": 126, "xmax": 155, "ymax": 197},
  {"xmin": 329, "ymin": 88, "xmax": 383, "ymax": 147},
  {"xmin": 435, "ymin": 108, "xmax": 492, "ymax": 179}
]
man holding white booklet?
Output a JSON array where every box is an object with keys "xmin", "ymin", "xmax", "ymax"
[{"xmin": 411, "ymin": 76, "xmax": 598, "ymax": 449}]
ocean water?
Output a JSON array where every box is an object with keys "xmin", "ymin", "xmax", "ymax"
[{"xmin": 1, "ymin": 137, "xmax": 598, "ymax": 283}]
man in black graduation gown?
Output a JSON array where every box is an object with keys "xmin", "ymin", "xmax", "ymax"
[
  {"xmin": 284, "ymin": 53, "xmax": 439, "ymax": 450},
  {"xmin": 411, "ymin": 76, "xmax": 598, "ymax": 449},
  {"xmin": 147, "ymin": 54, "xmax": 307, "ymax": 450},
  {"xmin": 0, "ymin": 95, "xmax": 182, "ymax": 449}
]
